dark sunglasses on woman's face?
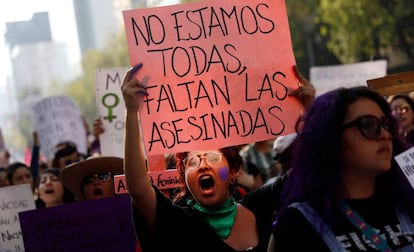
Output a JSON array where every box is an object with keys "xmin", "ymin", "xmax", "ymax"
[
  {"xmin": 342, "ymin": 115, "xmax": 394, "ymax": 141},
  {"xmin": 81, "ymin": 172, "xmax": 112, "ymax": 185}
]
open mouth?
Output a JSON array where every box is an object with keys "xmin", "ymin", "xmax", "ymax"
[
  {"xmin": 199, "ymin": 175, "xmax": 215, "ymax": 191},
  {"xmin": 45, "ymin": 189, "xmax": 55, "ymax": 194},
  {"xmin": 93, "ymin": 188, "xmax": 103, "ymax": 197}
]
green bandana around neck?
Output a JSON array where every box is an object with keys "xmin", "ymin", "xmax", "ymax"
[{"xmin": 188, "ymin": 197, "xmax": 237, "ymax": 239}]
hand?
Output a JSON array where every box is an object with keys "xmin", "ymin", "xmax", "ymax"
[
  {"xmin": 92, "ymin": 118, "xmax": 105, "ymax": 139},
  {"xmin": 121, "ymin": 63, "xmax": 148, "ymax": 112},
  {"xmin": 288, "ymin": 65, "xmax": 315, "ymax": 112}
]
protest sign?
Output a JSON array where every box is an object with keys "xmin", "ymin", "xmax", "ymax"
[
  {"xmin": 394, "ymin": 146, "xmax": 414, "ymax": 190},
  {"xmin": 33, "ymin": 95, "xmax": 87, "ymax": 160},
  {"xmin": 19, "ymin": 194, "xmax": 136, "ymax": 252},
  {"xmin": 96, "ymin": 68, "xmax": 128, "ymax": 157},
  {"xmin": 114, "ymin": 153, "xmax": 182, "ymax": 194},
  {"xmin": 0, "ymin": 184, "xmax": 35, "ymax": 252},
  {"xmin": 310, "ymin": 60, "xmax": 387, "ymax": 96},
  {"xmin": 367, "ymin": 71, "xmax": 414, "ymax": 96},
  {"xmin": 123, "ymin": 0, "xmax": 300, "ymax": 155},
  {"xmin": 115, "ymin": 169, "xmax": 183, "ymax": 194}
]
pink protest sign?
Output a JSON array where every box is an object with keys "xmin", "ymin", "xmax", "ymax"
[
  {"xmin": 114, "ymin": 169, "xmax": 183, "ymax": 194},
  {"xmin": 123, "ymin": 0, "xmax": 300, "ymax": 155}
]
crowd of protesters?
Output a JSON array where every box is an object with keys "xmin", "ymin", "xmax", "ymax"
[{"xmin": 1, "ymin": 63, "xmax": 414, "ymax": 251}]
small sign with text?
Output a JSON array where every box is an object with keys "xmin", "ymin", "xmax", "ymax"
[{"xmin": 394, "ymin": 146, "xmax": 414, "ymax": 189}]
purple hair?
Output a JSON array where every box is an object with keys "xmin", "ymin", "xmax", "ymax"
[{"xmin": 278, "ymin": 86, "xmax": 413, "ymax": 226}]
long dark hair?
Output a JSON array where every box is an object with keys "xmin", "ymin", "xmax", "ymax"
[
  {"xmin": 35, "ymin": 168, "xmax": 77, "ymax": 208},
  {"xmin": 278, "ymin": 86, "xmax": 413, "ymax": 226}
]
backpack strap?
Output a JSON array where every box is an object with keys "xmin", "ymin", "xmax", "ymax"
[
  {"xmin": 395, "ymin": 204, "xmax": 414, "ymax": 251},
  {"xmin": 289, "ymin": 202, "xmax": 345, "ymax": 252}
]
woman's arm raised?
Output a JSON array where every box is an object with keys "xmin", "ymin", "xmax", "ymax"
[{"xmin": 122, "ymin": 63, "xmax": 157, "ymax": 230}]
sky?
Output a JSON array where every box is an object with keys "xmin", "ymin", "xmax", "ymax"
[
  {"xmin": 0, "ymin": 0, "xmax": 80, "ymax": 161},
  {"xmin": 0, "ymin": 0, "xmax": 179, "ymax": 160},
  {"xmin": 0, "ymin": 0, "xmax": 80, "ymax": 87},
  {"xmin": 0, "ymin": 0, "xmax": 180, "ymax": 88}
]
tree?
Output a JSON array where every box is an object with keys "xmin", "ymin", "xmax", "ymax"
[
  {"xmin": 319, "ymin": 0, "xmax": 414, "ymax": 72},
  {"xmin": 64, "ymin": 31, "xmax": 130, "ymax": 125}
]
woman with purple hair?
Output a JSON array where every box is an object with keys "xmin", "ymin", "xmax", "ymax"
[{"xmin": 272, "ymin": 87, "xmax": 414, "ymax": 251}]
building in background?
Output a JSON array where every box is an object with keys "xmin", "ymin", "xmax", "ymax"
[
  {"xmin": 4, "ymin": 12, "xmax": 72, "ymax": 111},
  {"xmin": 73, "ymin": 0, "xmax": 146, "ymax": 56},
  {"xmin": 2, "ymin": 11, "xmax": 75, "ymax": 162}
]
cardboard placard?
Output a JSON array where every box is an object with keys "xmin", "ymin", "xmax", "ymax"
[
  {"xmin": 19, "ymin": 194, "xmax": 136, "ymax": 252},
  {"xmin": 114, "ymin": 169, "xmax": 183, "ymax": 194},
  {"xmin": 394, "ymin": 146, "xmax": 414, "ymax": 190},
  {"xmin": 367, "ymin": 71, "xmax": 414, "ymax": 96},
  {"xmin": 123, "ymin": 0, "xmax": 300, "ymax": 155},
  {"xmin": 95, "ymin": 68, "xmax": 128, "ymax": 158},
  {"xmin": 32, "ymin": 95, "xmax": 87, "ymax": 161},
  {"xmin": 310, "ymin": 60, "xmax": 387, "ymax": 96},
  {"xmin": 0, "ymin": 184, "xmax": 35, "ymax": 252}
]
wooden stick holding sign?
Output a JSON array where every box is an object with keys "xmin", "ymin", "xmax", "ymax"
[{"xmin": 367, "ymin": 71, "xmax": 414, "ymax": 96}]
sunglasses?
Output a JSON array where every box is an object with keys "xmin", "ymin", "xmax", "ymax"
[
  {"xmin": 183, "ymin": 151, "xmax": 223, "ymax": 169},
  {"xmin": 342, "ymin": 115, "xmax": 394, "ymax": 140},
  {"xmin": 81, "ymin": 172, "xmax": 112, "ymax": 185}
]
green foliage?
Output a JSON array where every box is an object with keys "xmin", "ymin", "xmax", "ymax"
[
  {"xmin": 319, "ymin": 0, "xmax": 414, "ymax": 67},
  {"xmin": 64, "ymin": 31, "xmax": 130, "ymax": 125},
  {"xmin": 65, "ymin": 0, "xmax": 414, "ymax": 128},
  {"xmin": 319, "ymin": 0, "xmax": 389, "ymax": 62}
]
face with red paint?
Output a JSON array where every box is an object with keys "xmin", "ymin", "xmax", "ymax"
[{"xmin": 183, "ymin": 150, "xmax": 238, "ymax": 208}]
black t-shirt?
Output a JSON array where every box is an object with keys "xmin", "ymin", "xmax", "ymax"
[
  {"xmin": 132, "ymin": 187, "xmax": 255, "ymax": 252},
  {"xmin": 240, "ymin": 174, "xmax": 287, "ymax": 252},
  {"xmin": 273, "ymin": 196, "xmax": 414, "ymax": 251}
]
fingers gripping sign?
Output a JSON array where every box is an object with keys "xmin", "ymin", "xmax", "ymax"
[
  {"xmin": 122, "ymin": 63, "xmax": 148, "ymax": 112},
  {"xmin": 288, "ymin": 65, "xmax": 315, "ymax": 112}
]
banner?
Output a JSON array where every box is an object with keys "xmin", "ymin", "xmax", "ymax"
[{"xmin": 123, "ymin": 0, "xmax": 300, "ymax": 155}]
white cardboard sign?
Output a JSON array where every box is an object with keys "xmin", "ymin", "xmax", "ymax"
[
  {"xmin": 95, "ymin": 68, "xmax": 128, "ymax": 158},
  {"xmin": 394, "ymin": 146, "xmax": 414, "ymax": 190},
  {"xmin": 310, "ymin": 60, "xmax": 387, "ymax": 96},
  {"xmin": 33, "ymin": 95, "xmax": 87, "ymax": 160},
  {"xmin": 0, "ymin": 184, "xmax": 35, "ymax": 252}
]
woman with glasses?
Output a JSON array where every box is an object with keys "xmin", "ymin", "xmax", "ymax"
[
  {"xmin": 122, "ymin": 63, "xmax": 263, "ymax": 251},
  {"xmin": 271, "ymin": 87, "xmax": 414, "ymax": 251},
  {"xmin": 389, "ymin": 94, "xmax": 414, "ymax": 145},
  {"xmin": 61, "ymin": 156, "xmax": 123, "ymax": 201}
]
